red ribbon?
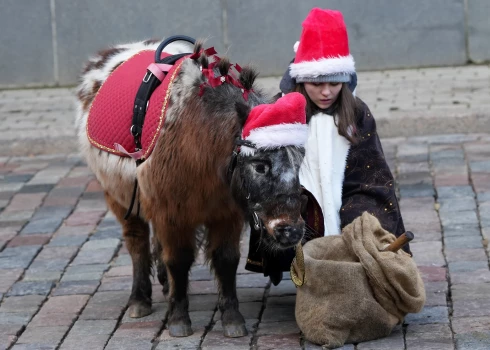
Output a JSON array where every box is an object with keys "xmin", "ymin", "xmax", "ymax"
[{"xmin": 189, "ymin": 46, "xmax": 217, "ymax": 60}]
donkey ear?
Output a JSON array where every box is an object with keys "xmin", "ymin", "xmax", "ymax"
[{"xmin": 235, "ymin": 101, "xmax": 250, "ymax": 127}]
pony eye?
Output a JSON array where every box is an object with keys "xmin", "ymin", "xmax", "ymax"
[{"xmin": 253, "ymin": 163, "xmax": 269, "ymax": 174}]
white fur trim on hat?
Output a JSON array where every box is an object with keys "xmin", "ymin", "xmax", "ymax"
[
  {"xmin": 289, "ymin": 54, "xmax": 355, "ymax": 79},
  {"xmin": 293, "ymin": 41, "xmax": 300, "ymax": 53},
  {"xmin": 241, "ymin": 123, "xmax": 308, "ymax": 156}
]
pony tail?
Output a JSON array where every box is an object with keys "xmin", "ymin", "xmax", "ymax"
[
  {"xmin": 218, "ymin": 57, "xmax": 231, "ymax": 76},
  {"xmin": 192, "ymin": 40, "xmax": 204, "ymax": 57},
  {"xmin": 239, "ymin": 66, "xmax": 258, "ymax": 91}
]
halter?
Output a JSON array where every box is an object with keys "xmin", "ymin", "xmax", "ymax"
[{"xmin": 227, "ymin": 138, "xmax": 265, "ymax": 233}]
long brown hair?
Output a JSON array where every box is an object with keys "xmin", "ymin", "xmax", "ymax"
[{"xmin": 295, "ymin": 83, "xmax": 360, "ymax": 144}]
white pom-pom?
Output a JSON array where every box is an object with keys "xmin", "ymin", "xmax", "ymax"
[{"xmin": 293, "ymin": 41, "xmax": 300, "ymax": 53}]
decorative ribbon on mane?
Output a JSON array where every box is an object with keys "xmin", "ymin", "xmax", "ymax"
[{"xmin": 197, "ymin": 50, "xmax": 253, "ymax": 100}]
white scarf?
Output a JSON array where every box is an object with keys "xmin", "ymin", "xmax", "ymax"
[{"xmin": 299, "ymin": 112, "xmax": 351, "ymax": 236}]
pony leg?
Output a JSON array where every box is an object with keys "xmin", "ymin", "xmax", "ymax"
[
  {"xmin": 151, "ymin": 236, "xmax": 169, "ymax": 295},
  {"xmin": 207, "ymin": 219, "xmax": 247, "ymax": 338},
  {"xmin": 154, "ymin": 217, "xmax": 195, "ymax": 337},
  {"xmin": 105, "ymin": 192, "xmax": 152, "ymax": 318}
]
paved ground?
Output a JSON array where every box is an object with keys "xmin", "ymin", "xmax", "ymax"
[{"xmin": 0, "ymin": 65, "xmax": 490, "ymax": 349}]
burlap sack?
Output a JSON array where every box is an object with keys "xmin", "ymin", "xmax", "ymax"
[{"xmin": 292, "ymin": 212, "xmax": 425, "ymax": 349}]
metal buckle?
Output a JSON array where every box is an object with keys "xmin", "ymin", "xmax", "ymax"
[
  {"xmin": 143, "ymin": 71, "xmax": 152, "ymax": 83},
  {"xmin": 252, "ymin": 212, "xmax": 261, "ymax": 230},
  {"xmin": 130, "ymin": 125, "xmax": 139, "ymax": 137}
]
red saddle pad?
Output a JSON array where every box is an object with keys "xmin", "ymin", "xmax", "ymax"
[{"xmin": 87, "ymin": 50, "xmax": 186, "ymax": 159}]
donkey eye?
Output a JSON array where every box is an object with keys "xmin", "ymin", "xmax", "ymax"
[{"xmin": 252, "ymin": 162, "xmax": 269, "ymax": 174}]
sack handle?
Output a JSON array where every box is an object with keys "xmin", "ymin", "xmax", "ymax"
[
  {"xmin": 382, "ymin": 231, "xmax": 414, "ymax": 253},
  {"xmin": 290, "ymin": 243, "xmax": 306, "ymax": 287}
]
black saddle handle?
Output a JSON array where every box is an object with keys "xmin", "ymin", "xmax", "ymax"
[{"xmin": 155, "ymin": 35, "xmax": 196, "ymax": 63}]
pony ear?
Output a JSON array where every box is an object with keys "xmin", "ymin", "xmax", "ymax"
[{"xmin": 235, "ymin": 101, "xmax": 250, "ymax": 127}]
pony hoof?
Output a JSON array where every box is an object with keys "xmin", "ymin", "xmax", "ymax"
[
  {"xmin": 223, "ymin": 323, "xmax": 248, "ymax": 338},
  {"xmin": 168, "ymin": 323, "xmax": 193, "ymax": 337},
  {"xmin": 128, "ymin": 302, "xmax": 152, "ymax": 318}
]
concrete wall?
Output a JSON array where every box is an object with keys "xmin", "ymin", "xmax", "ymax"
[{"xmin": 1, "ymin": 0, "xmax": 489, "ymax": 88}]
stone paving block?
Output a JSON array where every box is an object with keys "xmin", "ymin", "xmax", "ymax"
[
  {"xmin": 79, "ymin": 291, "xmax": 129, "ymax": 320},
  {"xmin": 111, "ymin": 320, "xmax": 162, "ymax": 340},
  {"xmin": 455, "ymin": 331, "xmax": 490, "ymax": 350},
  {"xmin": 236, "ymin": 274, "xmax": 269, "ymax": 288},
  {"xmin": 67, "ymin": 320, "xmax": 118, "ymax": 336},
  {"xmin": 55, "ymin": 224, "xmax": 95, "ymax": 237},
  {"xmin": 437, "ymin": 186, "xmax": 475, "ymax": 199},
  {"xmin": 261, "ymin": 305, "xmax": 295, "ymax": 323},
  {"xmin": 440, "ymin": 210, "xmax": 479, "ymax": 228},
  {"xmin": 453, "ymin": 316, "xmax": 490, "ymax": 334},
  {"xmin": 404, "ymin": 306, "xmax": 449, "ymax": 325},
  {"xmin": 356, "ymin": 327, "xmax": 404, "ymax": 349},
  {"xmin": 469, "ymin": 160, "xmax": 490, "ymax": 172},
  {"xmin": 70, "ymin": 247, "xmax": 117, "ymax": 265},
  {"xmin": 0, "ymin": 268, "xmax": 24, "ymax": 293},
  {"xmin": 15, "ymin": 325, "xmax": 70, "ymax": 347},
  {"xmin": 444, "ymin": 227, "xmax": 481, "ymax": 237},
  {"xmin": 418, "ymin": 266, "xmax": 447, "ymax": 282},
  {"xmin": 7, "ymin": 281, "xmax": 53, "ymax": 297},
  {"xmin": 58, "ymin": 334, "xmax": 111, "ymax": 350},
  {"xmin": 257, "ymin": 320, "xmax": 300, "ymax": 336},
  {"xmin": 7, "ymin": 234, "xmax": 51, "ymax": 248},
  {"xmin": 104, "ymin": 265, "xmax": 132, "ymax": 278},
  {"xmin": 10, "ymin": 344, "xmax": 57, "ymax": 350},
  {"xmin": 0, "ymin": 295, "xmax": 45, "ymax": 313},
  {"xmin": 256, "ymin": 333, "xmax": 301, "ymax": 349},
  {"xmin": 90, "ymin": 227, "xmax": 121, "ymax": 240},
  {"xmin": 406, "ymin": 323, "xmax": 454, "ymax": 350},
  {"xmin": 188, "ymin": 279, "xmax": 218, "ymax": 295},
  {"xmin": 0, "ymin": 312, "xmax": 33, "ymax": 326},
  {"xmin": 434, "ymin": 173, "xmax": 470, "ymax": 187},
  {"xmin": 98, "ymin": 276, "xmax": 132, "ymax": 292},
  {"xmin": 453, "ymin": 299, "xmax": 490, "ymax": 318},
  {"xmin": 452, "ymin": 283, "xmax": 490, "ymax": 301},
  {"xmin": 188, "ymin": 294, "xmax": 218, "ymax": 312},
  {"xmin": 201, "ymin": 330, "xmax": 252, "ymax": 350},
  {"xmin": 445, "ymin": 235, "xmax": 484, "ymax": 249},
  {"xmin": 477, "ymin": 191, "xmax": 490, "ymax": 202},
  {"xmin": 410, "ymin": 241, "xmax": 445, "ymax": 267},
  {"xmin": 17, "ymin": 184, "xmax": 54, "ymax": 194},
  {"xmin": 36, "ymin": 246, "xmax": 78, "ymax": 260},
  {"xmin": 0, "ymin": 246, "xmax": 40, "ymax": 269},
  {"xmin": 48, "ymin": 235, "xmax": 87, "ymax": 247},
  {"xmin": 20, "ymin": 217, "xmax": 64, "ymax": 235},
  {"xmin": 121, "ymin": 303, "xmax": 167, "ymax": 324},
  {"xmin": 29, "ymin": 312, "xmax": 78, "ymax": 327},
  {"xmin": 61, "ymin": 264, "xmax": 109, "ymax": 282},
  {"xmin": 23, "ymin": 269, "xmax": 62, "ymax": 282},
  {"xmin": 81, "ymin": 238, "xmax": 120, "ymax": 250},
  {"xmin": 445, "ymin": 248, "xmax": 488, "ymax": 262},
  {"xmin": 4, "ymin": 193, "xmax": 45, "ymax": 211},
  {"xmin": 448, "ymin": 261, "xmax": 489, "ymax": 273},
  {"xmin": 399, "ymin": 183, "xmax": 435, "ymax": 198},
  {"xmin": 52, "ymin": 280, "xmax": 100, "ymax": 296},
  {"xmin": 65, "ymin": 210, "xmax": 106, "ymax": 227},
  {"xmin": 0, "ymin": 210, "xmax": 35, "ymax": 222},
  {"xmin": 268, "ymin": 280, "xmax": 296, "ymax": 297}
]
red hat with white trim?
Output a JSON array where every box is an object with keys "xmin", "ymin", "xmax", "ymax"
[
  {"xmin": 289, "ymin": 8, "xmax": 355, "ymax": 84},
  {"xmin": 241, "ymin": 92, "xmax": 307, "ymax": 155}
]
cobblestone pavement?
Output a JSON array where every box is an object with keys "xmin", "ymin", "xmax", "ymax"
[
  {"xmin": 1, "ymin": 136, "xmax": 490, "ymax": 349},
  {"xmin": 1, "ymin": 65, "xmax": 490, "ymax": 349}
]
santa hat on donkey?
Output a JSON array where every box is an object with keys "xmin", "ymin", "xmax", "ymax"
[
  {"xmin": 241, "ymin": 92, "xmax": 308, "ymax": 155},
  {"xmin": 280, "ymin": 8, "xmax": 357, "ymax": 92}
]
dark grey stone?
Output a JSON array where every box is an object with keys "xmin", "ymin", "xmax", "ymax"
[
  {"xmin": 7, "ymin": 281, "xmax": 54, "ymax": 296},
  {"xmin": 444, "ymin": 235, "xmax": 484, "ymax": 249},
  {"xmin": 444, "ymin": 227, "xmax": 481, "ymax": 237},
  {"xmin": 399, "ymin": 183, "xmax": 435, "ymax": 198},
  {"xmin": 397, "ymin": 154, "xmax": 429, "ymax": 163},
  {"xmin": 48, "ymin": 186, "xmax": 85, "ymax": 198},
  {"xmin": 437, "ymin": 186, "xmax": 475, "ymax": 199},
  {"xmin": 90, "ymin": 227, "xmax": 121, "ymax": 240},
  {"xmin": 477, "ymin": 191, "xmax": 490, "ymax": 203},
  {"xmin": 439, "ymin": 197, "xmax": 477, "ymax": 212},
  {"xmin": 448, "ymin": 261, "xmax": 489, "ymax": 273},
  {"xmin": 52, "ymin": 280, "xmax": 100, "ymax": 296},
  {"xmin": 18, "ymin": 184, "xmax": 55, "ymax": 194},
  {"xmin": 29, "ymin": 258, "xmax": 71, "ymax": 271},
  {"xmin": 0, "ymin": 246, "xmax": 41, "ymax": 269},
  {"xmin": 20, "ymin": 217, "xmax": 64, "ymax": 234},
  {"xmin": 404, "ymin": 306, "xmax": 449, "ymax": 325},
  {"xmin": 4, "ymin": 174, "xmax": 34, "ymax": 183},
  {"xmin": 80, "ymin": 192, "xmax": 105, "ymax": 200},
  {"xmin": 430, "ymin": 149, "xmax": 465, "ymax": 160},
  {"xmin": 455, "ymin": 332, "xmax": 490, "ymax": 350},
  {"xmin": 0, "ymin": 312, "xmax": 32, "ymax": 325},
  {"xmin": 470, "ymin": 161, "xmax": 490, "ymax": 172},
  {"xmin": 48, "ymin": 235, "xmax": 87, "ymax": 247},
  {"xmin": 440, "ymin": 210, "xmax": 478, "ymax": 227},
  {"xmin": 0, "ymin": 0, "xmax": 54, "ymax": 86}
]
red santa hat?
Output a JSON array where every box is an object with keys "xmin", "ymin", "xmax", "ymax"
[
  {"xmin": 241, "ymin": 92, "xmax": 308, "ymax": 155},
  {"xmin": 289, "ymin": 8, "xmax": 356, "ymax": 83}
]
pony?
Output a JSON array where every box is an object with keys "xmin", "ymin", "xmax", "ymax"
[{"xmin": 76, "ymin": 38, "xmax": 306, "ymax": 337}]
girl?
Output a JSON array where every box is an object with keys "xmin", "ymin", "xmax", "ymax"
[{"xmin": 245, "ymin": 8, "xmax": 410, "ymax": 285}]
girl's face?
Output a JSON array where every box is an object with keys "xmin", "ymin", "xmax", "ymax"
[{"xmin": 304, "ymin": 82, "xmax": 342, "ymax": 109}]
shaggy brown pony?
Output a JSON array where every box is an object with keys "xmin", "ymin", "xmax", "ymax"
[{"xmin": 76, "ymin": 39, "xmax": 305, "ymax": 338}]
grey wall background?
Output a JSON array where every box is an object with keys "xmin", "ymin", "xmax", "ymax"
[{"xmin": 1, "ymin": 0, "xmax": 489, "ymax": 88}]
